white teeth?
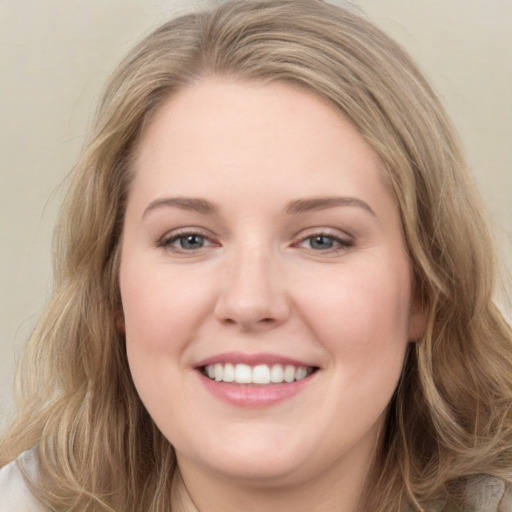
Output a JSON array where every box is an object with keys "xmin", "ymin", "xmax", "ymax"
[
  {"xmin": 253, "ymin": 364, "xmax": 271, "ymax": 384},
  {"xmin": 295, "ymin": 367, "xmax": 308, "ymax": 381},
  {"xmin": 235, "ymin": 364, "xmax": 252, "ymax": 384},
  {"xmin": 214, "ymin": 363, "xmax": 223, "ymax": 382},
  {"xmin": 284, "ymin": 365, "xmax": 295, "ymax": 383},
  {"xmin": 270, "ymin": 364, "xmax": 284, "ymax": 383},
  {"xmin": 203, "ymin": 363, "xmax": 314, "ymax": 384},
  {"xmin": 223, "ymin": 363, "xmax": 235, "ymax": 382}
]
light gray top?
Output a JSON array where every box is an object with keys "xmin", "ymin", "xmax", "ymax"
[
  {"xmin": 463, "ymin": 474, "xmax": 512, "ymax": 512},
  {"xmin": 1, "ymin": 450, "xmax": 511, "ymax": 511},
  {"xmin": 0, "ymin": 450, "xmax": 46, "ymax": 511}
]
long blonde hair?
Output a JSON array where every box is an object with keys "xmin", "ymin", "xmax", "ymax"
[{"xmin": 2, "ymin": 1, "xmax": 511, "ymax": 510}]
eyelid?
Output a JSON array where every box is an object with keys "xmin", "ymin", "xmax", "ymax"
[
  {"xmin": 156, "ymin": 226, "xmax": 354, "ymax": 254},
  {"xmin": 293, "ymin": 228, "xmax": 355, "ymax": 252},
  {"xmin": 158, "ymin": 227, "xmax": 219, "ymax": 252}
]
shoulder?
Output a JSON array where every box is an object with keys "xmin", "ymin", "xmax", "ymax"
[
  {"xmin": 0, "ymin": 449, "xmax": 47, "ymax": 511},
  {"xmin": 463, "ymin": 474, "xmax": 512, "ymax": 512}
]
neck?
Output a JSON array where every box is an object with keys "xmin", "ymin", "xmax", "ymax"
[{"xmin": 173, "ymin": 451, "xmax": 376, "ymax": 512}]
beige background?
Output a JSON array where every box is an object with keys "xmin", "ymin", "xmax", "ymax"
[{"xmin": 1, "ymin": 0, "xmax": 511, "ymax": 424}]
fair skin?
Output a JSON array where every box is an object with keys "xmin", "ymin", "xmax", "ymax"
[{"xmin": 119, "ymin": 78, "xmax": 425, "ymax": 512}]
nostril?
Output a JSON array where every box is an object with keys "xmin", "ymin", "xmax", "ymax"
[{"xmin": 214, "ymin": 286, "xmax": 291, "ymax": 329}]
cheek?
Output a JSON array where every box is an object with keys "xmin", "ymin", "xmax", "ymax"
[
  {"xmin": 120, "ymin": 259, "xmax": 214, "ymax": 353},
  {"xmin": 119, "ymin": 260, "xmax": 211, "ymax": 428},
  {"xmin": 313, "ymin": 266, "xmax": 412, "ymax": 428},
  {"xmin": 294, "ymin": 257, "xmax": 412, "ymax": 368}
]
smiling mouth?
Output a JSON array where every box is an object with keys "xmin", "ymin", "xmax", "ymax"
[{"xmin": 200, "ymin": 363, "xmax": 318, "ymax": 385}]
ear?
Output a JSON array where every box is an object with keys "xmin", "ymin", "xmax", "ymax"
[
  {"xmin": 115, "ymin": 309, "xmax": 126, "ymax": 334},
  {"xmin": 408, "ymin": 294, "xmax": 428, "ymax": 342}
]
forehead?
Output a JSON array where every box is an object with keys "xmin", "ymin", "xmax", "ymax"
[{"xmin": 129, "ymin": 78, "xmax": 394, "ymax": 218}]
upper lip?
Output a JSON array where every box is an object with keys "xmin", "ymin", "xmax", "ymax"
[{"xmin": 193, "ymin": 351, "xmax": 319, "ymax": 369}]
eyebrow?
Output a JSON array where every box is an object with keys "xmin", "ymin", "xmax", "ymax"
[
  {"xmin": 284, "ymin": 196, "xmax": 376, "ymax": 216},
  {"xmin": 143, "ymin": 197, "xmax": 217, "ymax": 217},
  {"xmin": 142, "ymin": 195, "xmax": 376, "ymax": 218}
]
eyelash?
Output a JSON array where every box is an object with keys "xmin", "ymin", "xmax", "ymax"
[
  {"xmin": 294, "ymin": 231, "xmax": 354, "ymax": 254},
  {"xmin": 158, "ymin": 230, "xmax": 215, "ymax": 253},
  {"xmin": 158, "ymin": 230, "xmax": 354, "ymax": 255}
]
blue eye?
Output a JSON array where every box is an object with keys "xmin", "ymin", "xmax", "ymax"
[
  {"xmin": 160, "ymin": 232, "xmax": 212, "ymax": 252},
  {"xmin": 297, "ymin": 233, "xmax": 353, "ymax": 252},
  {"xmin": 307, "ymin": 235, "xmax": 337, "ymax": 250},
  {"xmin": 176, "ymin": 234, "xmax": 206, "ymax": 250}
]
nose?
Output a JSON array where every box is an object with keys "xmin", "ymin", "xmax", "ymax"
[{"xmin": 214, "ymin": 246, "xmax": 291, "ymax": 331}]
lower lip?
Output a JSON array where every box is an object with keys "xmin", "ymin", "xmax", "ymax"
[{"xmin": 197, "ymin": 371, "xmax": 317, "ymax": 407}]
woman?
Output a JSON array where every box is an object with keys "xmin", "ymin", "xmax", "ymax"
[{"xmin": 1, "ymin": 0, "xmax": 511, "ymax": 510}]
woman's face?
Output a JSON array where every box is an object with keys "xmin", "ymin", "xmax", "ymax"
[{"xmin": 119, "ymin": 78, "xmax": 425, "ymax": 491}]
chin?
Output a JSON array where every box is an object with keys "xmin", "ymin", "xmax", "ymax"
[
  {"xmin": 198, "ymin": 455, "xmax": 309, "ymax": 487},
  {"xmin": 177, "ymin": 425, "xmax": 314, "ymax": 485}
]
